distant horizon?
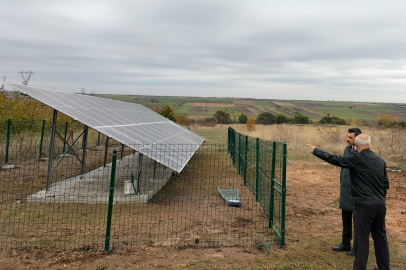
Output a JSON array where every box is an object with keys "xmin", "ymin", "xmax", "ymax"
[{"xmin": 4, "ymin": 85, "xmax": 406, "ymax": 105}]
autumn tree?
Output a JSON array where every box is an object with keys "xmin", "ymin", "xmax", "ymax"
[
  {"xmin": 175, "ymin": 114, "xmax": 189, "ymax": 126},
  {"xmin": 159, "ymin": 105, "xmax": 177, "ymax": 122},
  {"xmin": 377, "ymin": 114, "xmax": 399, "ymax": 127},
  {"xmin": 0, "ymin": 92, "xmax": 77, "ymax": 135},
  {"xmin": 246, "ymin": 117, "xmax": 256, "ymax": 131},
  {"xmin": 351, "ymin": 118, "xmax": 362, "ymax": 126}
]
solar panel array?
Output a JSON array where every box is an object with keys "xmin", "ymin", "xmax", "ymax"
[{"xmin": 11, "ymin": 84, "xmax": 205, "ymax": 172}]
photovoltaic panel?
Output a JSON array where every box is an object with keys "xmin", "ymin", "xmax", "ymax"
[{"xmin": 11, "ymin": 84, "xmax": 205, "ymax": 172}]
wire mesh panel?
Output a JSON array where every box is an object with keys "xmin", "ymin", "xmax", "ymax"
[
  {"xmin": 227, "ymin": 127, "xmax": 287, "ymax": 247},
  {"xmin": 108, "ymin": 144, "xmax": 275, "ymax": 248},
  {"xmin": 0, "ymin": 139, "xmax": 277, "ymax": 250},
  {"xmin": 0, "ymin": 137, "xmax": 122, "ymax": 250}
]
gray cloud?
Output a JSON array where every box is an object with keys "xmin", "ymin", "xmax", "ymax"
[{"xmin": 1, "ymin": 0, "xmax": 406, "ymax": 102}]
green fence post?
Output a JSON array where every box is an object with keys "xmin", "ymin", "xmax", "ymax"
[
  {"xmin": 244, "ymin": 135, "xmax": 248, "ymax": 185},
  {"xmin": 103, "ymin": 148, "xmax": 117, "ymax": 252},
  {"xmin": 5, "ymin": 119, "xmax": 11, "ymax": 164},
  {"xmin": 227, "ymin": 127, "xmax": 230, "ymax": 154},
  {"xmin": 38, "ymin": 120, "xmax": 46, "ymax": 158},
  {"xmin": 231, "ymin": 129, "xmax": 235, "ymax": 164},
  {"xmin": 269, "ymin": 141, "xmax": 277, "ymax": 228},
  {"xmin": 63, "ymin": 122, "xmax": 68, "ymax": 153},
  {"xmin": 238, "ymin": 133, "xmax": 241, "ymax": 175},
  {"xmin": 255, "ymin": 137, "xmax": 260, "ymax": 202},
  {"xmin": 280, "ymin": 143, "xmax": 287, "ymax": 247}
]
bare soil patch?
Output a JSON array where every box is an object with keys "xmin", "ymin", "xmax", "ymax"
[
  {"xmin": 190, "ymin": 103, "xmax": 235, "ymax": 107},
  {"xmin": 293, "ymin": 107, "xmax": 325, "ymax": 118},
  {"xmin": 273, "ymin": 102, "xmax": 296, "ymax": 107},
  {"xmin": 189, "ymin": 106, "xmax": 207, "ymax": 114},
  {"xmin": 233, "ymin": 101, "xmax": 252, "ymax": 105},
  {"xmin": 234, "ymin": 104, "xmax": 260, "ymax": 115}
]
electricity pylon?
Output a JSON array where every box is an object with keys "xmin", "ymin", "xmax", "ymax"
[
  {"xmin": 0, "ymin": 75, "xmax": 5, "ymax": 91},
  {"xmin": 18, "ymin": 70, "xmax": 34, "ymax": 85}
]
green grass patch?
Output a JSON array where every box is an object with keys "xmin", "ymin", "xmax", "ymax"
[{"xmin": 174, "ymin": 104, "xmax": 193, "ymax": 114}]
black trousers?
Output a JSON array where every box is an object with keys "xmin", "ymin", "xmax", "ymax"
[
  {"xmin": 342, "ymin": 209, "xmax": 353, "ymax": 246},
  {"xmin": 353, "ymin": 204, "xmax": 390, "ymax": 270}
]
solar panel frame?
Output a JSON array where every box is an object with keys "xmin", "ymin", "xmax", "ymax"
[{"xmin": 11, "ymin": 84, "xmax": 205, "ymax": 172}]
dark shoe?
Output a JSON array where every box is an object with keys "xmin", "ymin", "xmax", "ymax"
[
  {"xmin": 332, "ymin": 243, "xmax": 351, "ymax": 252},
  {"xmin": 346, "ymin": 249, "xmax": 355, "ymax": 256}
]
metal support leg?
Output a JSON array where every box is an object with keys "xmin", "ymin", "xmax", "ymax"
[
  {"xmin": 46, "ymin": 110, "xmax": 57, "ymax": 193},
  {"xmin": 153, "ymin": 160, "xmax": 157, "ymax": 180},
  {"xmin": 120, "ymin": 144, "xmax": 124, "ymax": 160},
  {"xmin": 104, "ymin": 137, "xmax": 109, "ymax": 167},
  {"xmin": 81, "ymin": 126, "xmax": 88, "ymax": 176},
  {"xmin": 63, "ymin": 122, "xmax": 68, "ymax": 153},
  {"xmin": 137, "ymin": 153, "xmax": 143, "ymax": 195},
  {"xmin": 39, "ymin": 120, "xmax": 45, "ymax": 158}
]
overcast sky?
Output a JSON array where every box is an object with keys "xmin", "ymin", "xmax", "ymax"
[{"xmin": 1, "ymin": 0, "xmax": 406, "ymax": 102}]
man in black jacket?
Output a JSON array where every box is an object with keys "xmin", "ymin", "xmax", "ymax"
[
  {"xmin": 333, "ymin": 127, "xmax": 362, "ymax": 256},
  {"xmin": 307, "ymin": 134, "xmax": 389, "ymax": 270}
]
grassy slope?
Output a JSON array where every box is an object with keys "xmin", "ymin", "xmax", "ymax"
[{"xmin": 97, "ymin": 94, "xmax": 406, "ymax": 121}]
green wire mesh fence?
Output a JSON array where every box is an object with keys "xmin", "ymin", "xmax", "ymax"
[
  {"xmin": 0, "ymin": 131, "xmax": 282, "ymax": 250},
  {"xmin": 228, "ymin": 127, "xmax": 287, "ymax": 247}
]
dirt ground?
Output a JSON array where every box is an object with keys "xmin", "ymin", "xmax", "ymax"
[
  {"xmin": 1, "ymin": 159, "xmax": 405, "ymax": 270},
  {"xmin": 233, "ymin": 104, "xmax": 260, "ymax": 115}
]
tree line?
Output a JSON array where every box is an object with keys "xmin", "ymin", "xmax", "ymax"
[{"xmin": 214, "ymin": 110, "xmax": 310, "ymax": 125}]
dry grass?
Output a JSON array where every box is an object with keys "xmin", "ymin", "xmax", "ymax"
[{"xmin": 191, "ymin": 124, "xmax": 406, "ymax": 168}]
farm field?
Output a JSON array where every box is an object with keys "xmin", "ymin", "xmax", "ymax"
[
  {"xmin": 97, "ymin": 94, "xmax": 406, "ymax": 121},
  {"xmin": 2, "ymin": 124, "xmax": 405, "ymax": 269}
]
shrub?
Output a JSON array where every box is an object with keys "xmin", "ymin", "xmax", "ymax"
[
  {"xmin": 377, "ymin": 114, "xmax": 399, "ymax": 127},
  {"xmin": 275, "ymin": 114, "xmax": 290, "ymax": 124},
  {"xmin": 293, "ymin": 114, "xmax": 310, "ymax": 124},
  {"xmin": 214, "ymin": 110, "xmax": 231, "ymax": 124},
  {"xmin": 256, "ymin": 112, "xmax": 276, "ymax": 125},
  {"xmin": 238, "ymin": 114, "xmax": 248, "ymax": 124},
  {"xmin": 246, "ymin": 117, "xmax": 256, "ymax": 131},
  {"xmin": 175, "ymin": 114, "xmax": 190, "ymax": 126},
  {"xmin": 319, "ymin": 116, "xmax": 346, "ymax": 125}
]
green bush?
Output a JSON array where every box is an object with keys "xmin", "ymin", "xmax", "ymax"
[
  {"xmin": 275, "ymin": 114, "xmax": 290, "ymax": 124},
  {"xmin": 214, "ymin": 110, "xmax": 231, "ymax": 124},
  {"xmin": 257, "ymin": 112, "xmax": 276, "ymax": 125},
  {"xmin": 319, "ymin": 116, "xmax": 346, "ymax": 125},
  {"xmin": 293, "ymin": 115, "xmax": 310, "ymax": 124},
  {"xmin": 238, "ymin": 114, "xmax": 248, "ymax": 124}
]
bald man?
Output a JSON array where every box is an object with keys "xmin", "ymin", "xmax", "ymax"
[{"xmin": 307, "ymin": 134, "xmax": 390, "ymax": 270}]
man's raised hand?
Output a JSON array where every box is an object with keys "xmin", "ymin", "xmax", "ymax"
[{"xmin": 306, "ymin": 144, "xmax": 316, "ymax": 153}]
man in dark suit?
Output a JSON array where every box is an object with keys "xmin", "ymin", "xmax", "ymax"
[
  {"xmin": 307, "ymin": 134, "xmax": 390, "ymax": 270},
  {"xmin": 333, "ymin": 128, "xmax": 362, "ymax": 256}
]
